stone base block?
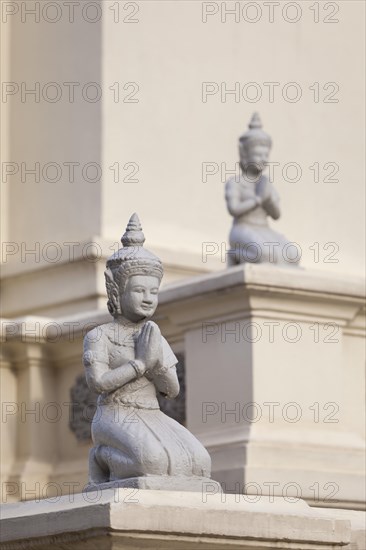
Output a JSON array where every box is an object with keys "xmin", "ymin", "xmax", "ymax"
[
  {"xmin": 85, "ymin": 475, "xmax": 221, "ymax": 493},
  {"xmin": 1, "ymin": 488, "xmax": 364, "ymax": 550}
]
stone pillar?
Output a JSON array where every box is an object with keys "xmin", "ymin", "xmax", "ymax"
[
  {"xmin": 157, "ymin": 263, "xmax": 366, "ymax": 509},
  {"xmin": 0, "ymin": 319, "xmax": 91, "ymax": 502}
]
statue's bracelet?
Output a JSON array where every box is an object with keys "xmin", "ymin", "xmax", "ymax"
[{"xmin": 129, "ymin": 360, "xmax": 145, "ymax": 378}]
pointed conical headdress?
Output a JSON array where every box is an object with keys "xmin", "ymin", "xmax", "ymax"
[
  {"xmin": 105, "ymin": 214, "xmax": 163, "ymax": 316},
  {"xmin": 239, "ymin": 112, "xmax": 272, "ymax": 148}
]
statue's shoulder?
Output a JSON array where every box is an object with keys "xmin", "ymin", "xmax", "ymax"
[
  {"xmin": 225, "ymin": 176, "xmax": 242, "ymax": 199},
  {"xmin": 161, "ymin": 335, "xmax": 178, "ymax": 368},
  {"xmin": 84, "ymin": 323, "xmax": 112, "ymax": 346},
  {"xmin": 225, "ymin": 175, "xmax": 241, "ymax": 189}
]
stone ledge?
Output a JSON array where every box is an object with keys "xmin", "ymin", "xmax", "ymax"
[
  {"xmin": 2, "ymin": 263, "xmax": 364, "ymax": 344},
  {"xmin": 160, "ymin": 263, "xmax": 365, "ymax": 304},
  {"xmin": 0, "ymin": 488, "xmax": 356, "ymax": 550}
]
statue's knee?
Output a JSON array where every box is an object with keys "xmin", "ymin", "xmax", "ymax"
[
  {"xmin": 143, "ymin": 446, "xmax": 169, "ymax": 475},
  {"xmin": 89, "ymin": 446, "xmax": 109, "ymax": 484},
  {"xmin": 195, "ymin": 446, "xmax": 211, "ymax": 475},
  {"xmin": 94, "ymin": 445, "xmax": 109, "ymax": 468}
]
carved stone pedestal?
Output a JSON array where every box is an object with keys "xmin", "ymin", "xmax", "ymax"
[{"xmin": 2, "ymin": 488, "xmax": 364, "ymax": 550}]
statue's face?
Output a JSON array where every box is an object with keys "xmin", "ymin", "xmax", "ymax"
[
  {"xmin": 120, "ymin": 275, "xmax": 160, "ymax": 322},
  {"xmin": 240, "ymin": 143, "xmax": 270, "ymax": 173}
]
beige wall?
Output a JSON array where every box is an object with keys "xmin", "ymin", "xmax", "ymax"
[
  {"xmin": 1, "ymin": 1, "xmax": 365, "ymax": 281},
  {"xmin": 1, "ymin": 2, "xmax": 103, "ymax": 246},
  {"xmin": 102, "ymin": 0, "xmax": 365, "ymax": 277}
]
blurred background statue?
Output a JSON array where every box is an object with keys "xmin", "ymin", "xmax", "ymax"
[{"xmin": 225, "ymin": 113, "xmax": 300, "ymax": 266}]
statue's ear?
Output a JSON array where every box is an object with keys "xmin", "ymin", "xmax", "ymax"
[{"xmin": 104, "ymin": 268, "xmax": 120, "ymax": 316}]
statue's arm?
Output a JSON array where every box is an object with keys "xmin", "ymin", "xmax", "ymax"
[
  {"xmin": 148, "ymin": 364, "xmax": 180, "ymax": 399},
  {"xmin": 225, "ymin": 180, "xmax": 258, "ymax": 216},
  {"xmin": 262, "ymin": 188, "xmax": 281, "ymax": 220},
  {"xmin": 83, "ymin": 329, "xmax": 144, "ymax": 393}
]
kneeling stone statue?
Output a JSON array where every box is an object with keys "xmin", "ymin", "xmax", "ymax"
[
  {"xmin": 225, "ymin": 113, "xmax": 300, "ymax": 266},
  {"xmin": 83, "ymin": 213, "xmax": 220, "ymax": 492}
]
